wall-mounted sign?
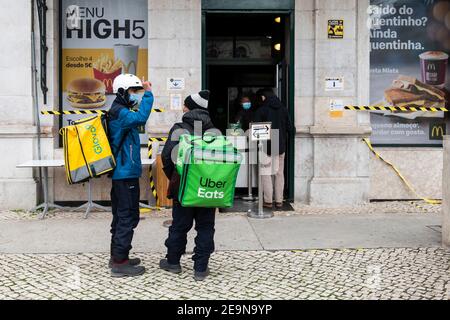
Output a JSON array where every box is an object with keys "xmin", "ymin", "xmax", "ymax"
[
  {"xmin": 170, "ymin": 94, "xmax": 182, "ymax": 110},
  {"xmin": 250, "ymin": 122, "xmax": 271, "ymax": 141},
  {"xmin": 61, "ymin": 0, "xmax": 148, "ymax": 144},
  {"xmin": 369, "ymin": 0, "xmax": 449, "ymax": 146},
  {"xmin": 329, "ymin": 99, "xmax": 344, "ymax": 118},
  {"xmin": 328, "ymin": 20, "xmax": 344, "ymax": 39},
  {"xmin": 325, "ymin": 77, "xmax": 344, "ymax": 91},
  {"xmin": 167, "ymin": 78, "xmax": 185, "ymax": 90}
]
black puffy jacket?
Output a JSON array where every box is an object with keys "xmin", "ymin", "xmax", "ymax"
[{"xmin": 252, "ymin": 95, "xmax": 295, "ymax": 155}]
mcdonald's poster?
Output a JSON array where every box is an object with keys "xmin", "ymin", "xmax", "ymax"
[
  {"xmin": 369, "ymin": 0, "xmax": 449, "ymax": 145},
  {"xmin": 61, "ymin": 0, "xmax": 148, "ymax": 141}
]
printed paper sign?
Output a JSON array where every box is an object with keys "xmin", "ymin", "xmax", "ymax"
[
  {"xmin": 167, "ymin": 78, "xmax": 185, "ymax": 90},
  {"xmin": 329, "ymin": 99, "xmax": 344, "ymax": 118},
  {"xmin": 325, "ymin": 77, "xmax": 344, "ymax": 91},
  {"xmin": 328, "ymin": 20, "xmax": 344, "ymax": 39},
  {"xmin": 170, "ymin": 94, "xmax": 182, "ymax": 110}
]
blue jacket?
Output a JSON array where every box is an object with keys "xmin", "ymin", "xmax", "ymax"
[{"xmin": 108, "ymin": 91, "xmax": 154, "ymax": 180}]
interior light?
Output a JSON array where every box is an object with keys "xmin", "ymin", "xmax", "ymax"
[
  {"xmin": 275, "ymin": 17, "xmax": 281, "ymax": 23},
  {"xmin": 274, "ymin": 43, "xmax": 281, "ymax": 51}
]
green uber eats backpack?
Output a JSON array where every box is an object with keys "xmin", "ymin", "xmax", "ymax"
[{"xmin": 176, "ymin": 133, "xmax": 243, "ymax": 208}]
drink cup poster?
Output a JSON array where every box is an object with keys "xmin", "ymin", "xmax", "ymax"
[
  {"xmin": 369, "ymin": 0, "xmax": 449, "ymax": 145},
  {"xmin": 61, "ymin": 0, "xmax": 148, "ymax": 141}
]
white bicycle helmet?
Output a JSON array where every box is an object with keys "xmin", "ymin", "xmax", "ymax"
[{"xmin": 112, "ymin": 74, "xmax": 143, "ymax": 93}]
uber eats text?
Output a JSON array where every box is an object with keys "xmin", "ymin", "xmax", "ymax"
[{"xmin": 197, "ymin": 178, "xmax": 226, "ymax": 199}]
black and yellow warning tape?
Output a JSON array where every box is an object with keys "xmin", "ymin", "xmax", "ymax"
[
  {"xmin": 148, "ymin": 137, "xmax": 168, "ymax": 207},
  {"xmin": 363, "ymin": 138, "xmax": 441, "ymax": 206},
  {"xmin": 345, "ymin": 106, "xmax": 448, "ymax": 112},
  {"xmin": 41, "ymin": 108, "xmax": 165, "ymax": 115}
]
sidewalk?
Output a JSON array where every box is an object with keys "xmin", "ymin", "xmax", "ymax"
[
  {"xmin": 0, "ymin": 212, "xmax": 442, "ymax": 254},
  {"xmin": 0, "ymin": 210, "xmax": 449, "ymax": 300}
]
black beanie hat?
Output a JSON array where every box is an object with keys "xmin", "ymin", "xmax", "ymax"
[{"xmin": 184, "ymin": 90, "xmax": 210, "ymax": 110}]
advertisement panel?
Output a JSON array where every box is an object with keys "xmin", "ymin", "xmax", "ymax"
[
  {"xmin": 61, "ymin": 0, "xmax": 148, "ymax": 143},
  {"xmin": 369, "ymin": 0, "xmax": 449, "ymax": 145}
]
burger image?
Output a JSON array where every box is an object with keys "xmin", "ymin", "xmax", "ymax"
[{"xmin": 67, "ymin": 78, "xmax": 106, "ymax": 109}]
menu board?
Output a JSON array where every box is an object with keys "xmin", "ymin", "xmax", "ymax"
[
  {"xmin": 369, "ymin": 0, "xmax": 449, "ymax": 145},
  {"xmin": 61, "ymin": 0, "xmax": 148, "ymax": 142}
]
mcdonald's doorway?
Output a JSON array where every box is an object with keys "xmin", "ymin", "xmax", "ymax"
[{"xmin": 202, "ymin": 9, "xmax": 295, "ymax": 202}]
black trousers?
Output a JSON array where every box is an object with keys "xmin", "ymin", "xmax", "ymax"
[
  {"xmin": 165, "ymin": 203, "xmax": 216, "ymax": 272},
  {"xmin": 110, "ymin": 178, "xmax": 140, "ymax": 261}
]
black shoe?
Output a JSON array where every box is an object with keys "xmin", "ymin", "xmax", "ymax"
[
  {"xmin": 108, "ymin": 257, "xmax": 141, "ymax": 269},
  {"xmin": 194, "ymin": 268, "xmax": 210, "ymax": 281},
  {"xmin": 111, "ymin": 261, "xmax": 146, "ymax": 278},
  {"xmin": 159, "ymin": 259, "xmax": 182, "ymax": 274},
  {"xmin": 263, "ymin": 202, "xmax": 273, "ymax": 209}
]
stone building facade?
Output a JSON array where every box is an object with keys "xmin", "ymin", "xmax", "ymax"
[{"xmin": 0, "ymin": 0, "xmax": 442, "ymax": 209}]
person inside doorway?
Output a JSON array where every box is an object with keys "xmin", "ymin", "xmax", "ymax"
[
  {"xmin": 234, "ymin": 93, "xmax": 254, "ymax": 132},
  {"xmin": 253, "ymin": 88, "xmax": 295, "ymax": 209}
]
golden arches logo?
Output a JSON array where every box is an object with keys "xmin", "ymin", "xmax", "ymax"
[
  {"xmin": 431, "ymin": 125, "xmax": 444, "ymax": 138},
  {"xmin": 103, "ymin": 78, "xmax": 114, "ymax": 88},
  {"xmin": 123, "ymin": 60, "xmax": 137, "ymax": 74}
]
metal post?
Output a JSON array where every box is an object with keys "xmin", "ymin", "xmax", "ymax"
[
  {"xmin": 242, "ymin": 139, "xmax": 255, "ymax": 201},
  {"xmin": 258, "ymin": 141, "xmax": 263, "ymax": 215},
  {"xmin": 443, "ymin": 136, "xmax": 450, "ymax": 248},
  {"xmin": 247, "ymin": 140, "xmax": 273, "ymax": 219}
]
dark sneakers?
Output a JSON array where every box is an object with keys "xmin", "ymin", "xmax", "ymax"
[
  {"xmin": 111, "ymin": 261, "xmax": 146, "ymax": 278},
  {"xmin": 194, "ymin": 268, "xmax": 210, "ymax": 281},
  {"xmin": 263, "ymin": 202, "xmax": 273, "ymax": 209},
  {"xmin": 108, "ymin": 257, "xmax": 141, "ymax": 269},
  {"xmin": 159, "ymin": 259, "xmax": 182, "ymax": 274}
]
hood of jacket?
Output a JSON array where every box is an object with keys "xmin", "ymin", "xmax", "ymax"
[
  {"xmin": 263, "ymin": 95, "xmax": 283, "ymax": 110},
  {"xmin": 182, "ymin": 108, "xmax": 215, "ymax": 131}
]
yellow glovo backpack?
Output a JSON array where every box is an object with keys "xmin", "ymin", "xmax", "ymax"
[{"xmin": 60, "ymin": 115, "xmax": 116, "ymax": 184}]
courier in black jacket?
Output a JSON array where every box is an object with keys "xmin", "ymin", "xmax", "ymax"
[
  {"xmin": 253, "ymin": 88, "xmax": 295, "ymax": 209},
  {"xmin": 160, "ymin": 90, "xmax": 219, "ymax": 281}
]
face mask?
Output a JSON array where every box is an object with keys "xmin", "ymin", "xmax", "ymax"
[
  {"xmin": 129, "ymin": 93, "xmax": 142, "ymax": 105},
  {"xmin": 242, "ymin": 102, "xmax": 251, "ymax": 110}
]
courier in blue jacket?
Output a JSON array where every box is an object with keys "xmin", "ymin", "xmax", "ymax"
[{"xmin": 108, "ymin": 74, "xmax": 153, "ymax": 277}]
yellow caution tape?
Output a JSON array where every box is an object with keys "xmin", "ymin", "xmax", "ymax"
[
  {"xmin": 363, "ymin": 138, "xmax": 441, "ymax": 205},
  {"xmin": 41, "ymin": 108, "xmax": 165, "ymax": 115},
  {"xmin": 346, "ymin": 106, "xmax": 448, "ymax": 112},
  {"xmin": 147, "ymin": 137, "xmax": 168, "ymax": 207}
]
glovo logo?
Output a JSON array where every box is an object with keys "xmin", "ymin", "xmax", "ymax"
[
  {"xmin": 431, "ymin": 125, "xmax": 444, "ymax": 138},
  {"xmin": 85, "ymin": 124, "xmax": 103, "ymax": 154}
]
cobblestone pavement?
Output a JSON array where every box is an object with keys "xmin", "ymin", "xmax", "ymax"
[
  {"xmin": 0, "ymin": 248, "xmax": 449, "ymax": 300},
  {"xmin": 0, "ymin": 201, "xmax": 441, "ymax": 221}
]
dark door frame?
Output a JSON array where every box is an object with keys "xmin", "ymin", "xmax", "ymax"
[{"xmin": 201, "ymin": 9, "xmax": 295, "ymax": 201}]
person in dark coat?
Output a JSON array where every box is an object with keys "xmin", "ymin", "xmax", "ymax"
[
  {"xmin": 159, "ymin": 90, "xmax": 219, "ymax": 281},
  {"xmin": 253, "ymin": 88, "xmax": 295, "ymax": 209}
]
